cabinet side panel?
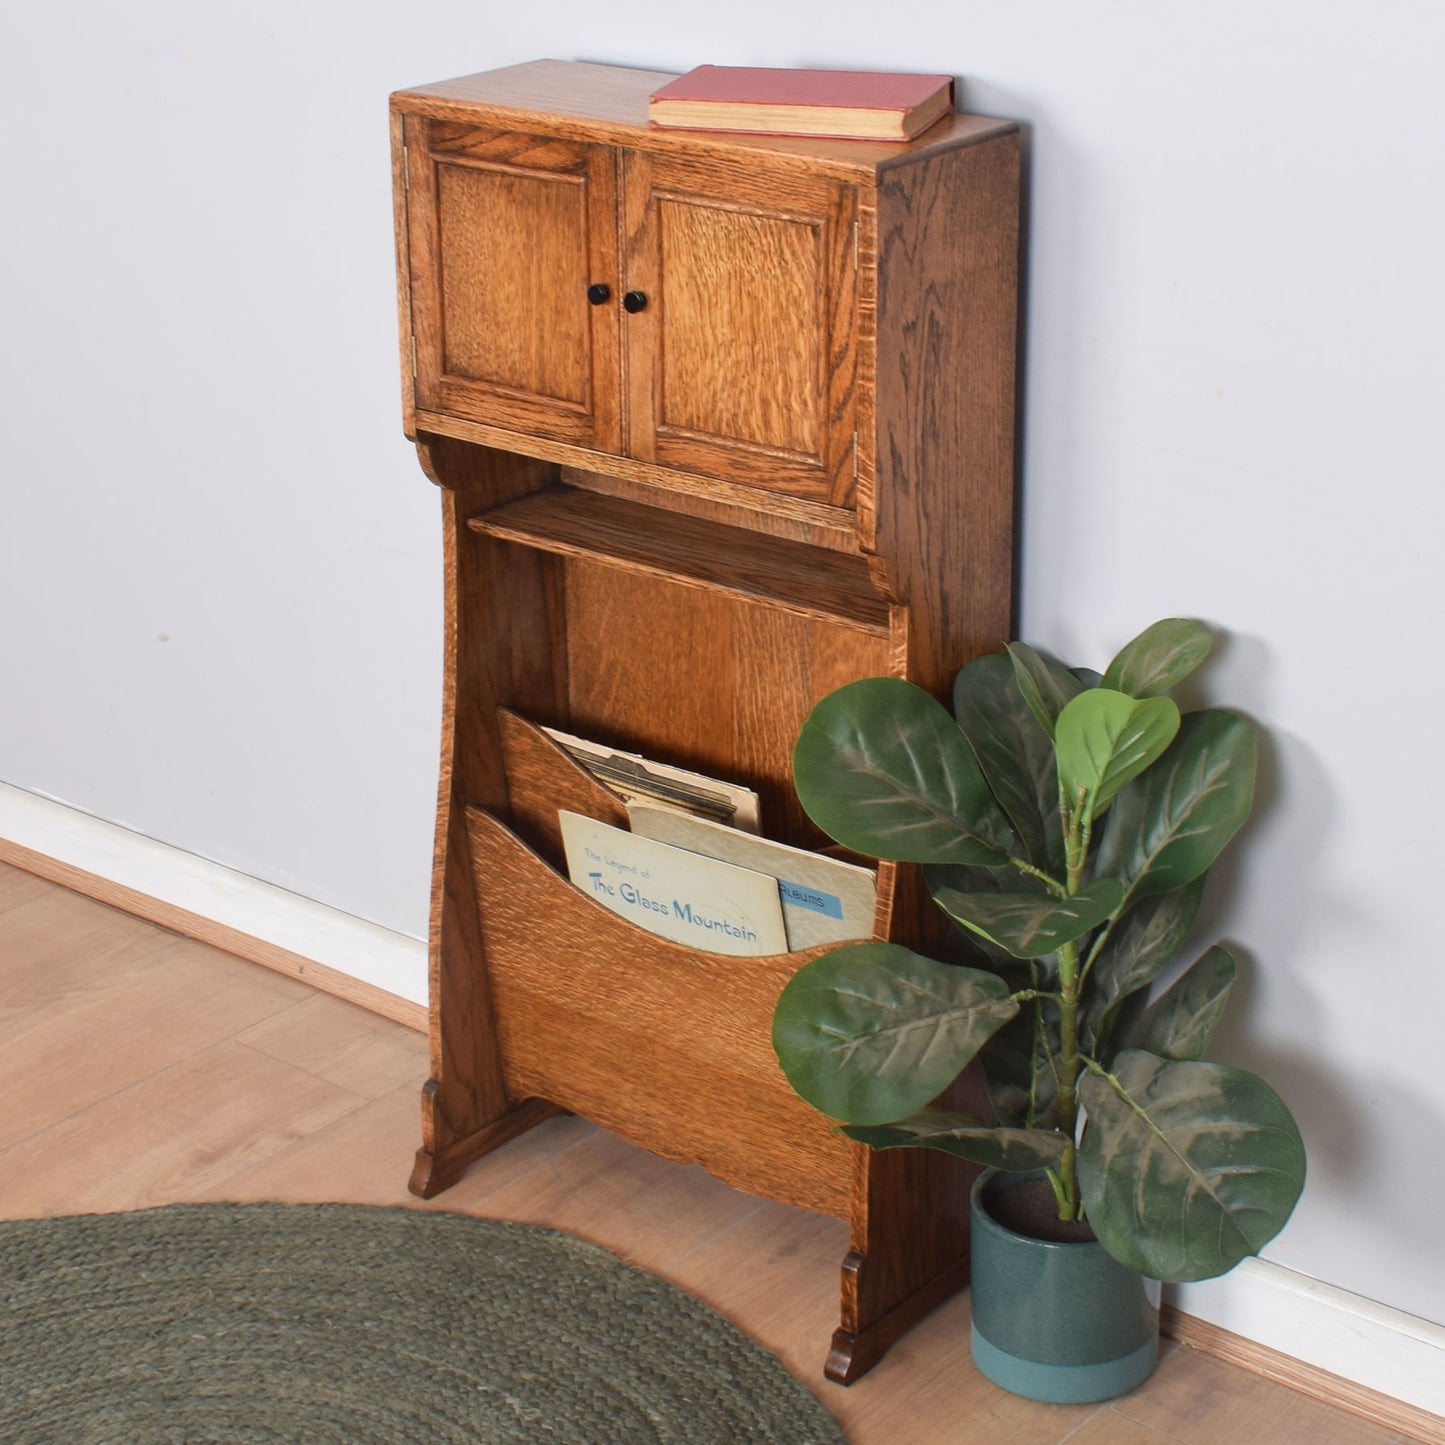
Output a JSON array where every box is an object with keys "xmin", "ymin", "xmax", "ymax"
[
  {"xmin": 392, "ymin": 110, "xmax": 417, "ymax": 437},
  {"xmin": 872, "ymin": 133, "xmax": 1020, "ymax": 696},
  {"xmin": 824, "ymin": 132, "xmax": 1020, "ymax": 1380},
  {"xmin": 411, "ymin": 439, "xmax": 569, "ymax": 1194}
]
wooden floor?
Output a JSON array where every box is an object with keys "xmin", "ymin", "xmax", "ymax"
[{"xmin": 0, "ymin": 860, "xmax": 1421, "ymax": 1445}]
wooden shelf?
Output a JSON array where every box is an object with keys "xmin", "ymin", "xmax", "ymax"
[
  {"xmin": 470, "ymin": 487, "xmax": 891, "ymax": 633},
  {"xmin": 413, "ymin": 410, "xmax": 864, "ymax": 548}
]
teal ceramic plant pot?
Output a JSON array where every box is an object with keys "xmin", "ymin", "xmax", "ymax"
[{"xmin": 969, "ymin": 1169, "xmax": 1161, "ymax": 1404}]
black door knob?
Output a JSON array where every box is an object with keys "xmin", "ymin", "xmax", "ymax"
[
  {"xmin": 622, "ymin": 290, "xmax": 648, "ymax": 314},
  {"xmin": 586, "ymin": 283, "xmax": 611, "ymax": 305}
]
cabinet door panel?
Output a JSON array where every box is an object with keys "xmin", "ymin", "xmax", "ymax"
[
  {"xmin": 622, "ymin": 155, "xmax": 859, "ymax": 505},
  {"xmin": 409, "ymin": 124, "xmax": 621, "ymax": 452}
]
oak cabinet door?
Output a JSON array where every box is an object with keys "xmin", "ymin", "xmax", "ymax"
[
  {"xmin": 408, "ymin": 123, "xmax": 622, "ymax": 453},
  {"xmin": 621, "ymin": 153, "xmax": 860, "ymax": 505}
]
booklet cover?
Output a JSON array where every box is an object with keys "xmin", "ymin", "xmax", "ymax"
[
  {"xmin": 627, "ymin": 803, "xmax": 877, "ymax": 951},
  {"xmin": 559, "ymin": 811, "xmax": 788, "ymax": 956}
]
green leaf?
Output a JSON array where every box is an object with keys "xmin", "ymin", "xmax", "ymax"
[
  {"xmin": 932, "ymin": 878, "xmax": 1124, "ymax": 959},
  {"xmin": 1101, "ymin": 619, "xmax": 1214, "ymax": 698},
  {"xmin": 1082, "ymin": 876, "xmax": 1207, "ymax": 1055},
  {"xmin": 793, "ymin": 678, "xmax": 1013, "ymax": 865},
  {"xmin": 844, "ymin": 1109, "xmax": 1069, "ymax": 1171},
  {"xmin": 1111, "ymin": 945, "xmax": 1238, "ymax": 1062},
  {"xmin": 1078, "ymin": 1051, "xmax": 1306, "ymax": 1281},
  {"xmin": 923, "ymin": 863, "xmax": 1047, "ymax": 970},
  {"xmin": 982, "ymin": 989, "xmax": 1062, "ymax": 1130},
  {"xmin": 772, "ymin": 942, "xmax": 1018, "ymax": 1126},
  {"xmin": 1094, "ymin": 709, "xmax": 1258, "ymax": 906},
  {"xmin": 1055, "ymin": 689, "xmax": 1181, "ymax": 824},
  {"xmin": 1006, "ymin": 642, "xmax": 1089, "ymax": 740},
  {"xmin": 953, "ymin": 652, "xmax": 1066, "ymax": 874}
]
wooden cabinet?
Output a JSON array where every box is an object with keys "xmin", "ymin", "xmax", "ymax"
[
  {"xmin": 391, "ymin": 59, "xmax": 1020, "ymax": 1383},
  {"xmin": 404, "ymin": 117, "xmax": 857, "ymax": 501}
]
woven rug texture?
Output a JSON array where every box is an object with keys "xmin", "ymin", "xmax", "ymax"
[{"xmin": 0, "ymin": 1202, "xmax": 846, "ymax": 1444}]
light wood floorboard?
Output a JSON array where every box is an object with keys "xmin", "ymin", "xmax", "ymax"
[{"xmin": 0, "ymin": 861, "xmax": 1426, "ymax": 1444}]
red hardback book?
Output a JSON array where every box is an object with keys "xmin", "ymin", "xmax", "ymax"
[{"xmin": 648, "ymin": 66, "xmax": 955, "ymax": 142}]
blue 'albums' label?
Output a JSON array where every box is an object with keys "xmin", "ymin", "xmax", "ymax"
[{"xmin": 777, "ymin": 879, "xmax": 844, "ymax": 919}]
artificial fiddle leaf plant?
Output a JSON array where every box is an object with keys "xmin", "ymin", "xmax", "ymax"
[{"xmin": 771, "ymin": 619, "xmax": 1306, "ymax": 1282}]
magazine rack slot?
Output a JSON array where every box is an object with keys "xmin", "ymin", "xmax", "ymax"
[
  {"xmin": 497, "ymin": 708, "xmax": 629, "ymax": 867},
  {"xmin": 464, "ymin": 806, "xmax": 854, "ymax": 1216},
  {"xmin": 495, "ymin": 705, "xmax": 901, "ymax": 950}
]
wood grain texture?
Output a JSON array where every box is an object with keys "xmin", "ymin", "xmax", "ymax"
[
  {"xmin": 235, "ymin": 992, "xmax": 429, "ymax": 1101},
  {"xmin": 866, "ymin": 132, "xmax": 1020, "ymax": 693},
  {"xmin": 828, "ymin": 1108, "xmax": 973, "ymax": 1383},
  {"xmin": 1162, "ymin": 1309, "xmax": 1442, "ymax": 1444},
  {"xmin": 395, "ymin": 63, "xmax": 1020, "ymax": 1379},
  {"xmin": 416, "ymin": 409, "xmax": 860, "ymax": 533},
  {"xmin": 406, "ymin": 121, "xmax": 621, "ymax": 451},
  {"xmin": 410, "ymin": 438, "xmax": 568, "ymax": 1197},
  {"xmin": 0, "ymin": 889, "xmax": 311, "ymax": 1156},
  {"xmin": 497, "ymin": 708, "xmax": 630, "ymax": 867},
  {"xmin": 470, "ymin": 486, "xmax": 888, "ymax": 631},
  {"xmin": 436, "ymin": 164, "xmax": 590, "ymax": 398},
  {"xmin": 559, "ymin": 560, "xmax": 892, "ymax": 847},
  {"xmin": 619, "ymin": 152, "xmax": 857, "ymax": 501},
  {"xmin": 391, "ymin": 109, "xmax": 417, "ymax": 439},
  {"xmin": 394, "ymin": 60, "xmax": 1017, "ymax": 185},
  {"xmin": 559, "ymin": 465, "xmax": 860, "ymax": 553},
  {"xmin": 0, "ymin": 835, "xmax": 424, "ymax": 1031},
  {"xmin": 399, "ymin": 68, "xmax": 999, "ymax": 509},
  {"xmin": 0, "ymin": 1040, "xmax": 366, "ymax": 1220},
  {"xmin": 655, "ymin": 200, "xmax": 824, "ymax": 453},
  {"xmin": 465, "ymin": 807, "xmax": 853, "ymax": 1217}
]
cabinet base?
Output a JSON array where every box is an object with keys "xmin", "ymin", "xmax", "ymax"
[
  {"xmin": 827, "ymin": 1252, "xmax": 972, "ymax": 1384},
  {"xmin": 408, "ymin": 1095, "xmax": 564, "ymax": 1199}
]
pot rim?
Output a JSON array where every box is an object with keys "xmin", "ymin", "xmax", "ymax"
[{"xmin": 971, "ymin": 1167, "xmax": 1104, "ymax": 1254}]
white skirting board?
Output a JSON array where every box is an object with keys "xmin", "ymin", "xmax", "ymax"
[
  {"xmin": 1170, "ymin": 1259, "xmax": 1445, "ymax": 1421},
  {"xmin": 0, "ymin": 781, "xmax": 427, "ymax": 1014},
  {"xmin": 1, "ymin": 781, "xmax": 1442, "ymax": 1425}
]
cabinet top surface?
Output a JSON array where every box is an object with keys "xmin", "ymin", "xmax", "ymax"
[{"xmin": 391, "ymin": 59, "xmax": 1017, "ymax": 179}]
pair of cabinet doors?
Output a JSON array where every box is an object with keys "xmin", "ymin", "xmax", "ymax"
[{"xmin": 404, "ymin": 121, "xmax": 860, "ymax": 506}]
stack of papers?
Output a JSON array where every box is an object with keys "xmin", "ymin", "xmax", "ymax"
[{"xmin": 553, "ymin": 733, "xmax": 876, "ymax": 957}]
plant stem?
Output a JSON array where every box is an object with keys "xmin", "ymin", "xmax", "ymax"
[
  {"xmin": 1008, "ymin": 856, "xmax": 1067, "ymax": 898},
  {"xmin": 1054, "ymin": 936, "xmax": 1083, "ymax": 1219},
  {"xmin": 1008, "ymin": 989, "xmax": 1061, "ymax": 1006},
  {"xmin": 1044, "ymin": 1165, "xmax": 1070, "ymax": 1216},
  {"xmin": 1051, "ymin": 788, "xmax": 1090, "ymax": 1221}
]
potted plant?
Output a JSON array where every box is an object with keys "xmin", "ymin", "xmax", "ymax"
[{"xmin": 771, "ymin": 619, "xmax": 1306, "ymax": 1403}]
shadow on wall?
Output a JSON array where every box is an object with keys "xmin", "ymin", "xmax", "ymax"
[
  {"xmin": 958, "ymin": 84, "xmax": 1112, "ymax": 651},
  {"xmin": 1192, "ymin": 636, "xmax": 1351, "ymax": 1192},
  {"xmin": 1201, "ymin": 648, "xmax": 1445, "ymax": 1297}
]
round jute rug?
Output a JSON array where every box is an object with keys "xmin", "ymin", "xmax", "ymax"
[{"xmin": 0, "ymin": 1202, "xmax": 846, "ymax": 1444}]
